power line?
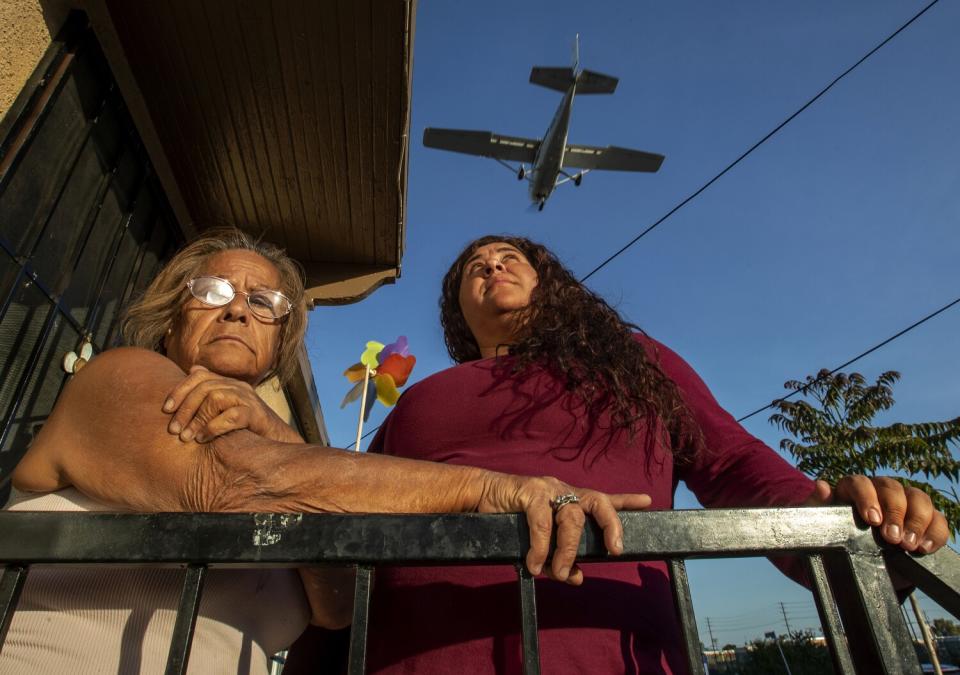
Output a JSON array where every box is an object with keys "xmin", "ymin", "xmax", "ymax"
[
  {"xmin": 578, "ymin": 0, "xmax": 940, "ymax": 284},
  {"xmin": 736, "ymin": 294, "xmax": 960, "ymax": 423},
  {"xmin": 344, "ymin": 425, "xmax": 380, "ymax": 450},
  {"xmin": 343, "ymin": 295, "xmax": 958, "ymax": 449}
]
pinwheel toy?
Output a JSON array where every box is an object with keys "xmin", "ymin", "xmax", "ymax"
[{"xmin": 341, "ymin": 336, "xmax": 416, "ymax": 451}]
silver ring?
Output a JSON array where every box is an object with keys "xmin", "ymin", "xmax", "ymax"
[{"xmin": 550, "ymin": 493, "xmax": 580, "ymax": 512}]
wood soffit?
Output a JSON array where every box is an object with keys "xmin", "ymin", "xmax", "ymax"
[{"xmin": 87, "ymin": 0, "xmax": 414, "ymax": 305}]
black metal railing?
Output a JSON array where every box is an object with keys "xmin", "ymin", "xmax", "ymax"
[{"xmin": 1, "ymin": 507, "xmax": 958, "ymax": 675}]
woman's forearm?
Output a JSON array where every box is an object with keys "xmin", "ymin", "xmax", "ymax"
[{"xmin": 186, "ymin": 430, "xmax": 492, "ymax": 515}]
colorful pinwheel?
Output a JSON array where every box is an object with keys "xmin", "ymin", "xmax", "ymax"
[{"xmin": 341, "ymin": 336, "xmax": 416, "ymax": 451}]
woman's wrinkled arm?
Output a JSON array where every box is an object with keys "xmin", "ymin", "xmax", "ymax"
[
  {"xmin": 12, "ymin": 347, "xmax": 490, "ymax": 514},
  {"xmin": 12, "ymin": 347, "xmax": 650, "ymax": 581}
]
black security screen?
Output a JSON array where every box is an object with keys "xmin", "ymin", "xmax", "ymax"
[{"xmin": 0, "ymin": 14, "xmax": 182, "ymax": 497}]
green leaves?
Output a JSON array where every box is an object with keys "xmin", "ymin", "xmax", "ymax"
[{"xmin": 770, "ymin": 369, "xmax": 960, "ymax": 533}]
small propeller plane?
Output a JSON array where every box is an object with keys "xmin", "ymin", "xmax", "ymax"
[{"xmin": 423, "ymin": 37, "xmax": 664, "ymax": 211}]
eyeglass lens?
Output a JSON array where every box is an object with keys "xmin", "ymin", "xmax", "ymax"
[{"xmin": 189, "ymin": 277, "xmax": 289, "ymax": 319}]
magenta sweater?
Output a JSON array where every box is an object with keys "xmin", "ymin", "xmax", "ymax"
[{"xmin": 290, "ymin": 336, "xmax": 815, "ymax": 674}]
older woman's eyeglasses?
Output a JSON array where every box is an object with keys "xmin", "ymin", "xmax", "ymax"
[{"xmin": 186, "ymin": 276, "xmax": 292, "ymax": 320}]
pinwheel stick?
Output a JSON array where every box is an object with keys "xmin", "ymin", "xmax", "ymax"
[{"xmin": 354, "ymin": 364, "xmax": 372, "ymax": 452}]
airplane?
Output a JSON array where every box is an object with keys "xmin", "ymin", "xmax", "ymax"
[{"xmin": 423, "ymin": 37, "xmax": 664, "ymax": 211}]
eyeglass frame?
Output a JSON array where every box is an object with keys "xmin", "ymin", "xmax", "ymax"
[{"xmin": 185, "ymin": 275, "xmax": 293, "ymax": 321}]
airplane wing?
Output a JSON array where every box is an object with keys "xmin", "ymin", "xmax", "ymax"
[
  {"xmin": 423, "ymin": 128, "xmax": 539, "ymax": 164},
  {"xmin": 562, "ymin": 144, "xmax": 664, "ymax": 172}
]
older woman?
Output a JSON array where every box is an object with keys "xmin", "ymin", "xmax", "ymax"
[
  {"xmin": 287, "ymin": 234, "xmax": 949, "ymax": 674},
  {"xmin": 3, "ymin": 230, "xmax": 647, "ymax": 674}
]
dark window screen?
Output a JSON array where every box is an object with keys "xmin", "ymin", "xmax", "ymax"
[{"xmin": 0, "ymin": 25, "xmax": 182, "ymax": 496}]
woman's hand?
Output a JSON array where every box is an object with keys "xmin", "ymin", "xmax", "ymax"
[
  {"xmin": 805, "ymin": 476, "xmax": 950, "ymax": 554},
  {"xmin": 162, "ymin": 365, "xmax": 303, "ymax": 444},
  {"xmin": 478, "ymin": 473, "xmax": 651, "ymax": 586}
]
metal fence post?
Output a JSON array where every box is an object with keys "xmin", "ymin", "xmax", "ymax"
[{"xmin": 164, "ymin": 564, "xmax": 206, "ymax": 675}]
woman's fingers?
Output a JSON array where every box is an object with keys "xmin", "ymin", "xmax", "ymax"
[
  {"xmin": 832, "ymin": 475, "xmax": 947, "ymax": 553},
  {"xmin": 549, "ymin": 499, "xmax": 586, "ymax": 582},
  {"xmin": 518, "ymin": 478, "xmax": 586, "ymax": 581},
  {"xmin": 162, "ymin": 365, "xmax": 213, "ymax": 416},
  {"xmin": 522, "ymin": 493, "xmax": 553, "ymax": 577},
  {"xmin": 194, "ymin": 406, "xmax": 252, "ymax": 444},
  {"xmin": 918, "ymin": 510, "xmax": 950, "ymax": 554},
  {"xmin": 496, "ymin": 476, "xmax": 651, "ymax": 583},
  {"xmin": 897, "ymin": 485, "xmax": 936, "ymax": 551},
  {"xmin": 608, "ymin": 493, "xmax": 653, "ymax": 511},
  {"xmin": 833, "ymin": 475, "xmax": 883, "ymax": 527},
  {"xmin": 588, "ymin": 492, "xmax": 653, "ymax": 554},
  {"xmin": 875, "ymin": 477, "xmax": 911, "ymax": 545},
  {"xmin": 165, "ymin": 373, "xmax": 261, "ymax": 441},
  {"xmin": 169, "ymin": 380, "xmax": 222, "ymax": 438}
]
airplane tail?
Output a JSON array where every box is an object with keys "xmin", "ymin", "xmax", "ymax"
[
  {"xmin": 572, "ymin": 33, "xmax": 580, "ymax": 75},
  {"xmin": 576, "ymin": 70, "xmax": 618, "ymax": 94},
  {"xmin": 529, "ymin": 67, "xmax": 576, "ymax": 92},
  {"xmin": 529, "ymin": 35, "xmax": 618, "ymax": 94}
]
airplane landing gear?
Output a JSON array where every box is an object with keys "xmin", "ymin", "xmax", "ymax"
[
  {"xmin": 537, "ymin": 200, "xmax": 545, "ymax": 212},
  {"xmin": 517, "ymin": 166, "xmax": 526, "ymax": 181},
  {"xmin": 574, "ymin": 173, "xmax": 582, "ymax": 186}
]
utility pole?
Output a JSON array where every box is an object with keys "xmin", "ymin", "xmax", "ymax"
[
  {"xmin": 780, "ymin": 602, "xmax": 793, "ymax": 637},
  {"xmin": 706, "ymin": 617, "xmax": 718, "ymax": 652}
]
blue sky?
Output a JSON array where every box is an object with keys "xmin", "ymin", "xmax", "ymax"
[{"xmin": 305, "ymin": 1, "xmax": 960, "ymax": 646}]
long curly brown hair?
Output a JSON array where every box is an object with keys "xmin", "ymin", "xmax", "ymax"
[{"xmin": 440, "ymin": 234, "xmax": 703, "ymax": 459}]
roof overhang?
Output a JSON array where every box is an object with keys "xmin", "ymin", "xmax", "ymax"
[{"xmin": 82, "ymin": 0, "xmax": 415, "ymax": 306}]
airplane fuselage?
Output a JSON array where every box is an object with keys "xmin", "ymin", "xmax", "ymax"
[{"xmin": 529, "ymin": 84, "xmax": 576, "ymax": 205}]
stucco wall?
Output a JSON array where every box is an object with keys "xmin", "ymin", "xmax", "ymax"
[{"xmin": 0, "ymin": 0, "xmax": 68, "ymax": 123}]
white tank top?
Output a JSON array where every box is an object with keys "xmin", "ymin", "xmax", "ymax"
[{"xmin": 1, "ymin": 488, "xmax": 310, "ymax": 675}]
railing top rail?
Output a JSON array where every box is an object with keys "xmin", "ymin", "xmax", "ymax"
[
  {"xmin": 2, "ymin": 506, "xmax": 957, "ymax": 675},
  {"xmin": 0, "ymin": 506, "xmax": 901, "ymax": 565}
]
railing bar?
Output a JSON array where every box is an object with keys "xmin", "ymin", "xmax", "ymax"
[
  {"xmin": 0, "ymin": 26, "xmax": 81, "ymax": 193},
  {"xmin": 0, "ymin": 265, "xmax": 28, "ymax": 325},
  {"xmin": 850, "ymin": 552, "xmax": 922, "ymax": 674},
  {"xmin": 23, "ymin": 93, "xmax": 111, "ymax": 263},
  {"xmin": 106, "ymin": 213, "xmax": 156, "ymax": 345},
  {"xmin": 347, "ymin": 566, "xmax": 373, "ymax": 675},
  {"xmin": 0, "ymin": 565, "xmax": 28, "ymax": 654},
  {"xmin": 805, "ymin": 554, "xmax": 855, "ymax": 675},
  {"xmin": 0, "ymin": 302, "xmax": 59, "ymax": 449},
  {"xmin": 163, "ymin": 564, "xmax": 206, "ymax": 675},
  {"xmin": 516, "ymin": 564, "xmax": 541, "ymax": 675},
  {"xmin": 0, "ymin": 508, "xmax": 879, "ymax": 564},
  {"xmin": 668, "ymin": 559, "xmax": 706, "ymax": 675},
  {"xmin": 52, "ymin": 135, "xmax": 129, "ymax": 305},
  {"xmin": 884, "ymin": 548, "xmax": 960, "ymax": 621},
  {"xmin": 80, "ymin": 206, "xmax": 138, "ymax": 337},
  {"xmin": 825, "ymin": 550, "xmax": 922, "ymax": 674}
]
